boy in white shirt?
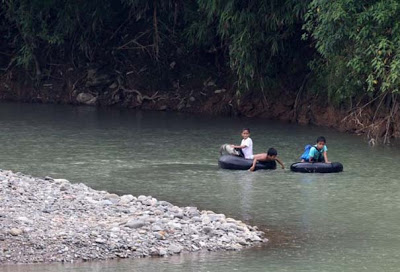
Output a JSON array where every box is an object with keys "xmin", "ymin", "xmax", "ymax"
[{"xmin": 231, "ymin": 128, "xmax": 253, "ymax": 159}]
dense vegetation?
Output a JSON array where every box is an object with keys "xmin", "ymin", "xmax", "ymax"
[{"xmin": 1, "ymin": 0, "xmax": 400, "ymax": 142}]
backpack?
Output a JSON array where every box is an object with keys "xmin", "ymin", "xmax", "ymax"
[
  {"xmin": 300, "ymin": 144, "xmax": 323, "ymax": 161},
  {"xmin": 300, "ymin": 145, "xmax": 312, "ymax": 161}
]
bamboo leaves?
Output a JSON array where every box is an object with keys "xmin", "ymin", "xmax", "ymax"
[{"xmin": 305, "ymin": 0, "xmax": 400, "ymax": 100}]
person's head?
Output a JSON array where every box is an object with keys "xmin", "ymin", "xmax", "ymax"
[
  {"xmin": 316, "ymin": 136, "xmax": 326, "ymax": 149},
  {"xmin": 241, "ymin": 128, "xmax": 250, "ymax": 139},
  {"xmin": 267, "ymin": 147, "xmax": 278, "ymax": 159}
]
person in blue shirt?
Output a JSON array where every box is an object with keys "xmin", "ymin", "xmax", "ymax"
[{"xmin": 301, "ymin": 136, "xmax": 331, "ymax": 163}]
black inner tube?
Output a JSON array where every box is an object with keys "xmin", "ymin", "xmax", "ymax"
[
  {"xmin": 290, "ymin": 162, "xmax": 343, "ymax": 173},
  {"xmin": 218, "ymin": 155, "xmax": 276, "ymax": 170}
]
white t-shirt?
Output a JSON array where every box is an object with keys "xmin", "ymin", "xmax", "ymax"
[{"xmin": 241, "ymin": 138, "xmax": 253, "ymax": 159}]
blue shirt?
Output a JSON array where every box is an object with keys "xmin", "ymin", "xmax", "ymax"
[{"xmin": 309, "ymin": 145, "xmax": 327, "ymax": 160}]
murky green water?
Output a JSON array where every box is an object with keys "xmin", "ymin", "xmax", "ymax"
[{"xmin": 1, "ymin": 102, "xmax": 399, "ymax": 272}]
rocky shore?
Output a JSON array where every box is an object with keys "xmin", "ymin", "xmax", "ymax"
[{"xmin": 0, "ymin": 170, "xmax": 266, "ymax": 264}]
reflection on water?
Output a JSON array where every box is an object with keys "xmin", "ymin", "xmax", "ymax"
[{"xmin": 1, "ymin": 102, "xmax": 400, "ymax": 272}]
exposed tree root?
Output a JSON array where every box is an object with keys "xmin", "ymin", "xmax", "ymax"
[
  {"xmin": 342, "ymin": 93, "xmax": 398, "ymax": 144},
  {"xmin": 121, "ymin": 87, "xmax": 165, "ymax": 105}
]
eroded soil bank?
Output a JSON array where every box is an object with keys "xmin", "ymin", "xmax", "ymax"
[{"xmin": 1, "ymin": 67, "xmax": 399, "ymax": 142}]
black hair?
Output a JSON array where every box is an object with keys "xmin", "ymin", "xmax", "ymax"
[
  {"xmin": 316, "ymin": 136, "xmax": 326, "ymax": 143},
  {"xmin": 267, "ymin": 148, "xmax": 278, "ymax": 156},
  {"xmin": 242, "ymin": 128, "xmax": 250, "ymax": 133}
]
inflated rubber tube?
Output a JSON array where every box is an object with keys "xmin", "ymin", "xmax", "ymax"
[
  {"xmin": 218, "ymin": 155, "xmax": 276, "ymax": 170},
  {"xmin": 290, "ymin": 162, "xmax": 343, "ymax": 173}
]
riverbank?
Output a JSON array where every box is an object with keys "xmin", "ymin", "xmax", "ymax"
[
  {"xmin": 0, "ymin": 169, "xmax": 265, "ymax": 264},
  {"xmin": 1, "ymin": 67, "xmax": 399, "ymax": 143}
]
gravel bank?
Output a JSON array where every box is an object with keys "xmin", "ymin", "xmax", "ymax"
[{"xmin": 0, "ymin": 170, "xmax": 266, "ymax": 264}]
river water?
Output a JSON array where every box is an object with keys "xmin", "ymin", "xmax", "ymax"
[{"xmin": 0, "ymin": 102, "xmax": 399, "ymax": 272}]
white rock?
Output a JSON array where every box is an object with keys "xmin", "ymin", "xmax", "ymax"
[
  {"xmin": 9, "ymin": 228, "xmax": 23, "ymax": 236},
  {"xmin": 76, "ymin": 93, "xmax": 97, "ymax": 105},
  {"xmin": 54, "ymin": 179, "xmax": 69, "ymax": 184},
  {"xmin": 158, "ymin": 248, "xmax": 167, "ymax": 256},
  {"xmin": 110, "ymin": 227, "xmax": 120, "ymax": 232},
  {"xmin": 100, "ymin": 200, "xmax": 113, "ymax": 206},
  {"xmin": 126, "ymin": 219, "xmax": 146, "ymax": 229},
  {"xmin": 214, "ymin": 88, "xmax": 226, "ymax": 94},
  {"xmin": 168, "ymin": 244, "xmax": 182, "ymax": 254},
  {"xmin": 201, "ymin": 215, "xmax": 211, "ymax": 225},
  {"xmin": 16, "ymin": 217, "xmax": 32, "ymax": 224},
  {"xmin": 119, "ymin": 195, "xmax": 135, "ymax": 204}
]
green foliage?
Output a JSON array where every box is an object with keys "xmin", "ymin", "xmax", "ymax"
[
  {"xmin": 2, "ymin": 0, "xmax": 115, "ymax": 70},
  {"xmin": 304, "ymin": 0, "xmax": 400, "ymax": 101},
  {"xmin": 1, "ymin": 0, "xmax": 190, "ymax": 73},
  {"xmin": 187, "ymin": 0, "xmax": 310, "ymax": 92},
  {"xmin": 3, "ymin": 0, "xmax": 400, "ymax": 107},
  {"xmin": 2, "ymin": 0, "xmax": 312, "ymax": 93}
]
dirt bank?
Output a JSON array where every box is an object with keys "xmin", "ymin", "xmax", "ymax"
[{"xmin": 1, "ymin": 67, "xmax": 398, "ymax": 143}]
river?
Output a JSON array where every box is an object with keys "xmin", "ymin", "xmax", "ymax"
[{"xmin": 0, "ymin": 102, "xmax": 399, "ymax": 272}]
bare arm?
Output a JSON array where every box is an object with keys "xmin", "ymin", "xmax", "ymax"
[
  {"xmin": 249, "ymin": 158, "xmax": 257, "ymax": 171},
  {"xmin": 231, "ymin": 144, "xmax": 246, "ymax": 149},
  {"xmin": 308, "ymin": 148, "xmax": 314, "ymax": 162},
  {"xmin": 249, "ymin": 154, "xmax": 266, "ymax": 171},
  {"xmin": 324, "ymin": 152, "xmax": 331, "ymax": 163},
  {"xmin": 275, "ymin": 157, "xmax": 285, "ymax": 169}
]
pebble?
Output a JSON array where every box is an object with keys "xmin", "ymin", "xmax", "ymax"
[
  {"xmin": 192, "ymin": 216, "xmax": 202, "ymax": 222},
  {"xmin": 110, "ymin": 227, "xmax": 120, "ymax": 232},
  {"xmin": 95, "ymin": 238, "xmax": 107, "ymax": 244},
  {"xmin": 16, "ymin": 216, "xmax": 32, "ymax": 224},
  {"xmin": 100, "ymin": 200, "xmax": 113, "ymax": 206},
  {"xmin": 125, "ymin": 219, "xmax": 146, "ymax": 229},
  {"xmin": 9, "ymin": 228, "xmax": 23, "ymax": 236},
  {"xmin": 152, "ymin": 225, "xmax": 163, "ymax": 232},
  {"xmin": 158, "ymin": 248, "xmax": 167, "ymax": 256},
  {"xmin": 154, "ymin": 232, "xmax": 165, "ymax": 240},
  {"xmin": 0, "ymin": 169, "xmax": 266, "ymax": 264},
  {"xmin": 154, "ymin": 209, "xmax": 163, "ymax": 215},
  {"xmin": 119, "ymin": 195, "xmax": 135, "ymax": 204},
  {"xmin": 168, "ymin": 244, "xmax": 183, "ymax": 254},
  {"xmin": 202, "ymin": 226, "xmax": 213, "ymax": 234}
]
